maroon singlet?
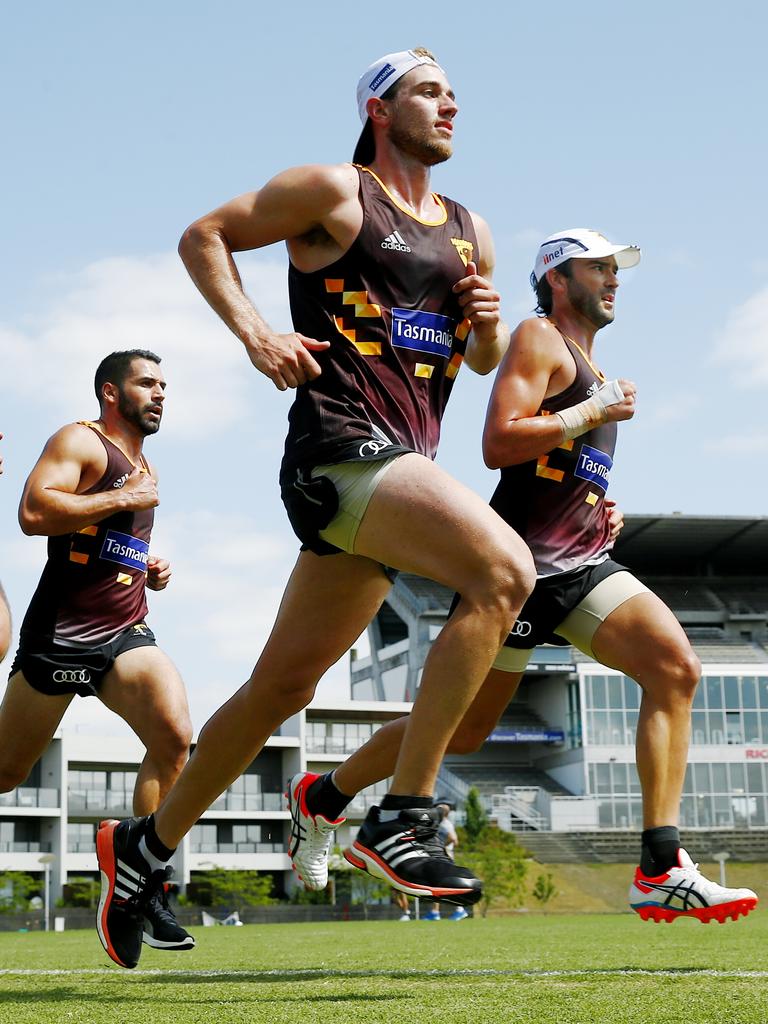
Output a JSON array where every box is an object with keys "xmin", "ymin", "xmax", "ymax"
[
  {"xmin": 490, "ymin": 329, "xmax": 618, "ymax": 577},
  {"xmin": 280, "ymin": 165, "xmax": 479, "ymax": 483},
  {"xmin": 20, "ymin": 424, "xmax": 154, "ymax": 645}
]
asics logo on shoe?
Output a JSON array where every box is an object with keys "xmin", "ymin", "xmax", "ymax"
[
  {"xmin": 635, "ymin": 877, "xmax": 709, "ymax": 910},
  {"xmin": 381, "ymin": 230, "xmax": 411, "ymax": 252}
]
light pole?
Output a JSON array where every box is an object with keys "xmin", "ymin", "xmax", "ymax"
[
  {"xmin": 712, "ymin": 850, "xmax": 730, "ymax": 887},
  {"xmin": 38, "ymin": 853, "xmax": 56, "ymax": 933}
]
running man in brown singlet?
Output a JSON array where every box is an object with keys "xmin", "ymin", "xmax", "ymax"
[
  {"xmin": 0, "ymin": 434, "xmax": 10, "ymax": 664},
  {"xmin": 0, "ymin": 350, "xmax": 195, "ymax": 951},
  {"xmin": 95, "ymin": 47, "xmax": 535, "ymax": 969},
  {"xmin": 285, "ymin": 229, "xmax": 758, "ymax": 925}
]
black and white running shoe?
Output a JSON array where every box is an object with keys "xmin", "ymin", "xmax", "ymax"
[
  {"xmin": 96, "ymin": 817, "xmax": 160, "ymax": 968},
  {"xmin": 344, "ymin": 805, "xmax": 482, "ymax": 907},
  {"xmin": 143, "ymin": 867, "xmax": 195, "ymax": 950}
]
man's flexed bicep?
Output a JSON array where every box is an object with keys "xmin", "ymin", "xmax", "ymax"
[
  {"xmin": 177, "ymin": 164, "xmax": 362, "ymax": 390},
  {"xmin": 18, "ymin": 425, "xmax": 151, "ymax": 537},
  {"xmin": 482, "ymin": 319, "xmax": 569, "ymax": 470}
]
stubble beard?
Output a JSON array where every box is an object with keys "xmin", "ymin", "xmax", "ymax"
[
  {"xmin": 566, "ymin": 278, "xmax": 615, "ymax": 331},
  {"xmin": 389, "ymin": 121, "xmax": 452, "ymax": 167}
]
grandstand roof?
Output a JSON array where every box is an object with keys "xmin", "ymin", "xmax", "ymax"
[{"xmin": 614, "ymin": 514, "xmax": 768, "ymax": 576}]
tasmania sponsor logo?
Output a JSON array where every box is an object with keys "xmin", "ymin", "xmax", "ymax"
[
  {"xmin": 381, "ymin": 230, "xmax": 411, "ymax": 252},
  {"xmin": 574, "ymin": 444, "xmax": 613, "ymax": 492},
  {"xmin": 391, "ymin": 308, "xmax": 456, "ymax": 358},
  {"xmin": 100, "ymin": 529, "xmax": 149, "ymax": 572},
  {"xmin": 369, "ymin": 63, "xmax": 397, "ymax": 92}
]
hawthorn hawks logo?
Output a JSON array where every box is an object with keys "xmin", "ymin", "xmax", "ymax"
[{"xmin": 450, "ymin": 237, "xmax": 474, "ymax": 267}]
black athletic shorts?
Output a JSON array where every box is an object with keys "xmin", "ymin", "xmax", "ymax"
[
  {"xmin": 9, "ymin": 622, "xmax": 157, "ymax": 697},
  {"xmin": 501, "ymin": 558, "xmax": 628, "ymax": 650},
  {"xmin": 448, "ymin": 558, "xmax": 630, "ymax": 650}
]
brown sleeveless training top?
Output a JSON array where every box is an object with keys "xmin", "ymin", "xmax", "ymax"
[
  {"xmin": 490, "ymin": 329, "xmax": 618, "ymax": 577},
  {"xmin": 20, "ymin": 424, "xmax": 154, "ymax": 645},
  {"xmin": 280, "ymin": 165, "xmax": 479, "ymax": 481}
]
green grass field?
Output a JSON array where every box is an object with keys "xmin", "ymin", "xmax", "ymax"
[{"xmin": 0, "ymin": 913, "xmax": 766, "ymax": 1023}]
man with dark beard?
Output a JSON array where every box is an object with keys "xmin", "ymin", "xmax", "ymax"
[
  {"xmin": 96, "ymin": 47, "xmax": 536, "ymax": 969},
  {"xmin": 0, "ymin": 350, "xmax": 195, "ymax": 951}
]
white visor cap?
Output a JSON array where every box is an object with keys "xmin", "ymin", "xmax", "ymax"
[
  {"xmin": 533, "ymin": 229, "xmax": 641, "ymax": 283},
  {"xmin": 356, "ymin": 49, "xmax": 444, "ymax": 124}
]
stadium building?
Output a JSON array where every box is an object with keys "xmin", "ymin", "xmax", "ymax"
[{"xmin": 1, "ymin": 514, "xmax": 766, "ymax": 904}]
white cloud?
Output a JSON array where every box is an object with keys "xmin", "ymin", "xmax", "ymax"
[
  {"xmin": 509, "ymin": 227, "xmax": 543, "ymax": 248},
  {"xmin": 0, "ymin": 251, "xmax": 293, "ymax": 439},
  {"xmin": 704, "ymin": 434, "xmax": 768, "ymax": 455},
  {"xmin": 713, "ymin": 284, "xmax": 768, "ymax": 386},
  {"xmin": 642, "ymin": 393, "xmax": 701, "ymax": 425}
]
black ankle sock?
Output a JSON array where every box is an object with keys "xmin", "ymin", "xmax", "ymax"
[
  {"xmin": 380, "ymin": 794, "xmax": 433, "ymax": 811},
  {"xmin": 640, "ymin": 825, "xmax": 680, "ymax": 874},
  {"xmin": 144, "ymin": 814, "xmax": 176, "ymax": 861},
  {"xmin": 305, "ymin": 772, "xmax": 352, "ymax": 821}
]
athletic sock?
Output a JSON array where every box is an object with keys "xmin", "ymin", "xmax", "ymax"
[
  {"xmin": 138, "ymin": 814, "xmax": 176, "ymax": 872},
  {"xmin": 640, "ymin": 825, "xmax": 681, "ymax": 875},
  {"xmin": 305, "ymin": 771, "xmax": 353, "ymax": 821},
  {"xmin": 379, "ymin": 794, "xmax": 434, "ymax": 822}
]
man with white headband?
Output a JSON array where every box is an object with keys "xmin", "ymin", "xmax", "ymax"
[
  {"xmin": 285, "ymin": 227, "xmax": 758, "ymax": 924},
  {"xmin": 95, "ymin": 48, "xmax": 535, "ymax": 967},
  {"xmin": 485, "ymin": 229, "xmax": 751, "ymax": 923}
]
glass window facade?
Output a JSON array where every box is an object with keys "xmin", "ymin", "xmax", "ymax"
[
  {"xmin": 305, "ymin": 721, "xmax": 381, "ymax": 755},
  {"xmin": 190, "ymin": 821, "xmax": 283, "ymax": 854},
  {"xmin": 584, "ymin": 671, "xmax": 768, "ymax": 829}
]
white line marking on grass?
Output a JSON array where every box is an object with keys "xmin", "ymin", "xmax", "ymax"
[{"xmin": 1, "ymin": 968, "xmax": 768, "ymax": 979}]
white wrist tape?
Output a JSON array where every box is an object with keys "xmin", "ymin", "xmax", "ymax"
[{"xmin": 555, "ymin": 379, "xmax": 625, "ymax": 440}]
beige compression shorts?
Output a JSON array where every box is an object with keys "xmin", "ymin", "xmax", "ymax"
[{"xmin": 315, "ymin": 455, "xmax": 404, "ymax": 554}]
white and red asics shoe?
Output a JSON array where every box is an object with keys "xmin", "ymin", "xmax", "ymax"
[
  {"xmin": 629, "ymin": 848, "xmax": 758, "ymax": 923},
  {"xmin": 286, "ymin": 772, "xmax": 345, "ymax": 890}
]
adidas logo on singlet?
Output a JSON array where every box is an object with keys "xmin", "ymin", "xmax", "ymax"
[{"xmin": 381, "ymin": 230, "xmax": 412, "ymax": 253}]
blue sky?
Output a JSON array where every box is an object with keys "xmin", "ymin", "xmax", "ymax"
[{"xmin": 2, "ymin": 1, "xmax": 767, "ymax": 735}]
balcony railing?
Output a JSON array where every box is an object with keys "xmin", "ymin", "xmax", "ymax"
[
  {"xmin": 68, "ymin": 789, "xmax": 132, "ymax": 814},
  {"xmin": 190, "ymin": 842, "xmax": 285, "ymax": 855},
  {"xmin": 206, "ymin": 793, "xmax": 285, "ymax": 813},
  {"xmin": 0, "ymin": 788, "xmax": 59, "ymax": 809},
  {"xmin": 306, "ymin": 738, "xmax": 366, "ymax": 756},
  {"xmin": 68, "ymin": 841, "xmax": 96, "ymax": 853},
  {"xmin": 0, "ymin": 841, "xmax": 52, "ymax": 853}
]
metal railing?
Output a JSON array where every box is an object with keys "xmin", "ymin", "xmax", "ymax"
[
  {"xmin": 189, "ymin": 842, "xmax": 285, "ymax": 855},
  {"xmin": 0, "ymin": 788, "xmax": 59, "ymax": 809},
  {"xmin": 491, "ymin": 787, "xmax": 549, "ymax": 831},
  {"xmin": 206, "ymin": 793, "xmax": 285, "ymax": 813},
  {"xmin": 0, "ymin": 841, "xmax": 52, "ymax": 853}
]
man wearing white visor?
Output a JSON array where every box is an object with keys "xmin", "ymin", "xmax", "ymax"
[
  {"xmin": 482, "ymin": 228, "xmax": 755, "ymax": 922},
  {"xmin": 96, "ymin": 47, "xmax": 536, "ymax": 967},
  {"xmin": 281, "ymin": 227, "xmax": 758, "ymax": 925}
]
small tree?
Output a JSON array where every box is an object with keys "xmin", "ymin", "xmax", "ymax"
[
  {"xmin": 0, "ymin": 872, "xmax": 39, "ymax": 913},
  {"xmin": 461, "ymin": 827, "xmax": 528, "ymax": 918},
  {"xmin": 532, "ymin": 872, "xmax": 557, "ymax": 912},
  {"xmin": 463, "ymin": 786, "xmax": 489, "ymax": 844},
  {"xmin": 192, "ymin": 869, "xmax": 274, "ymax": 914},
  {"xmin": 58, "ymin": 877, "xmax": 101, "ymax": 909}
]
